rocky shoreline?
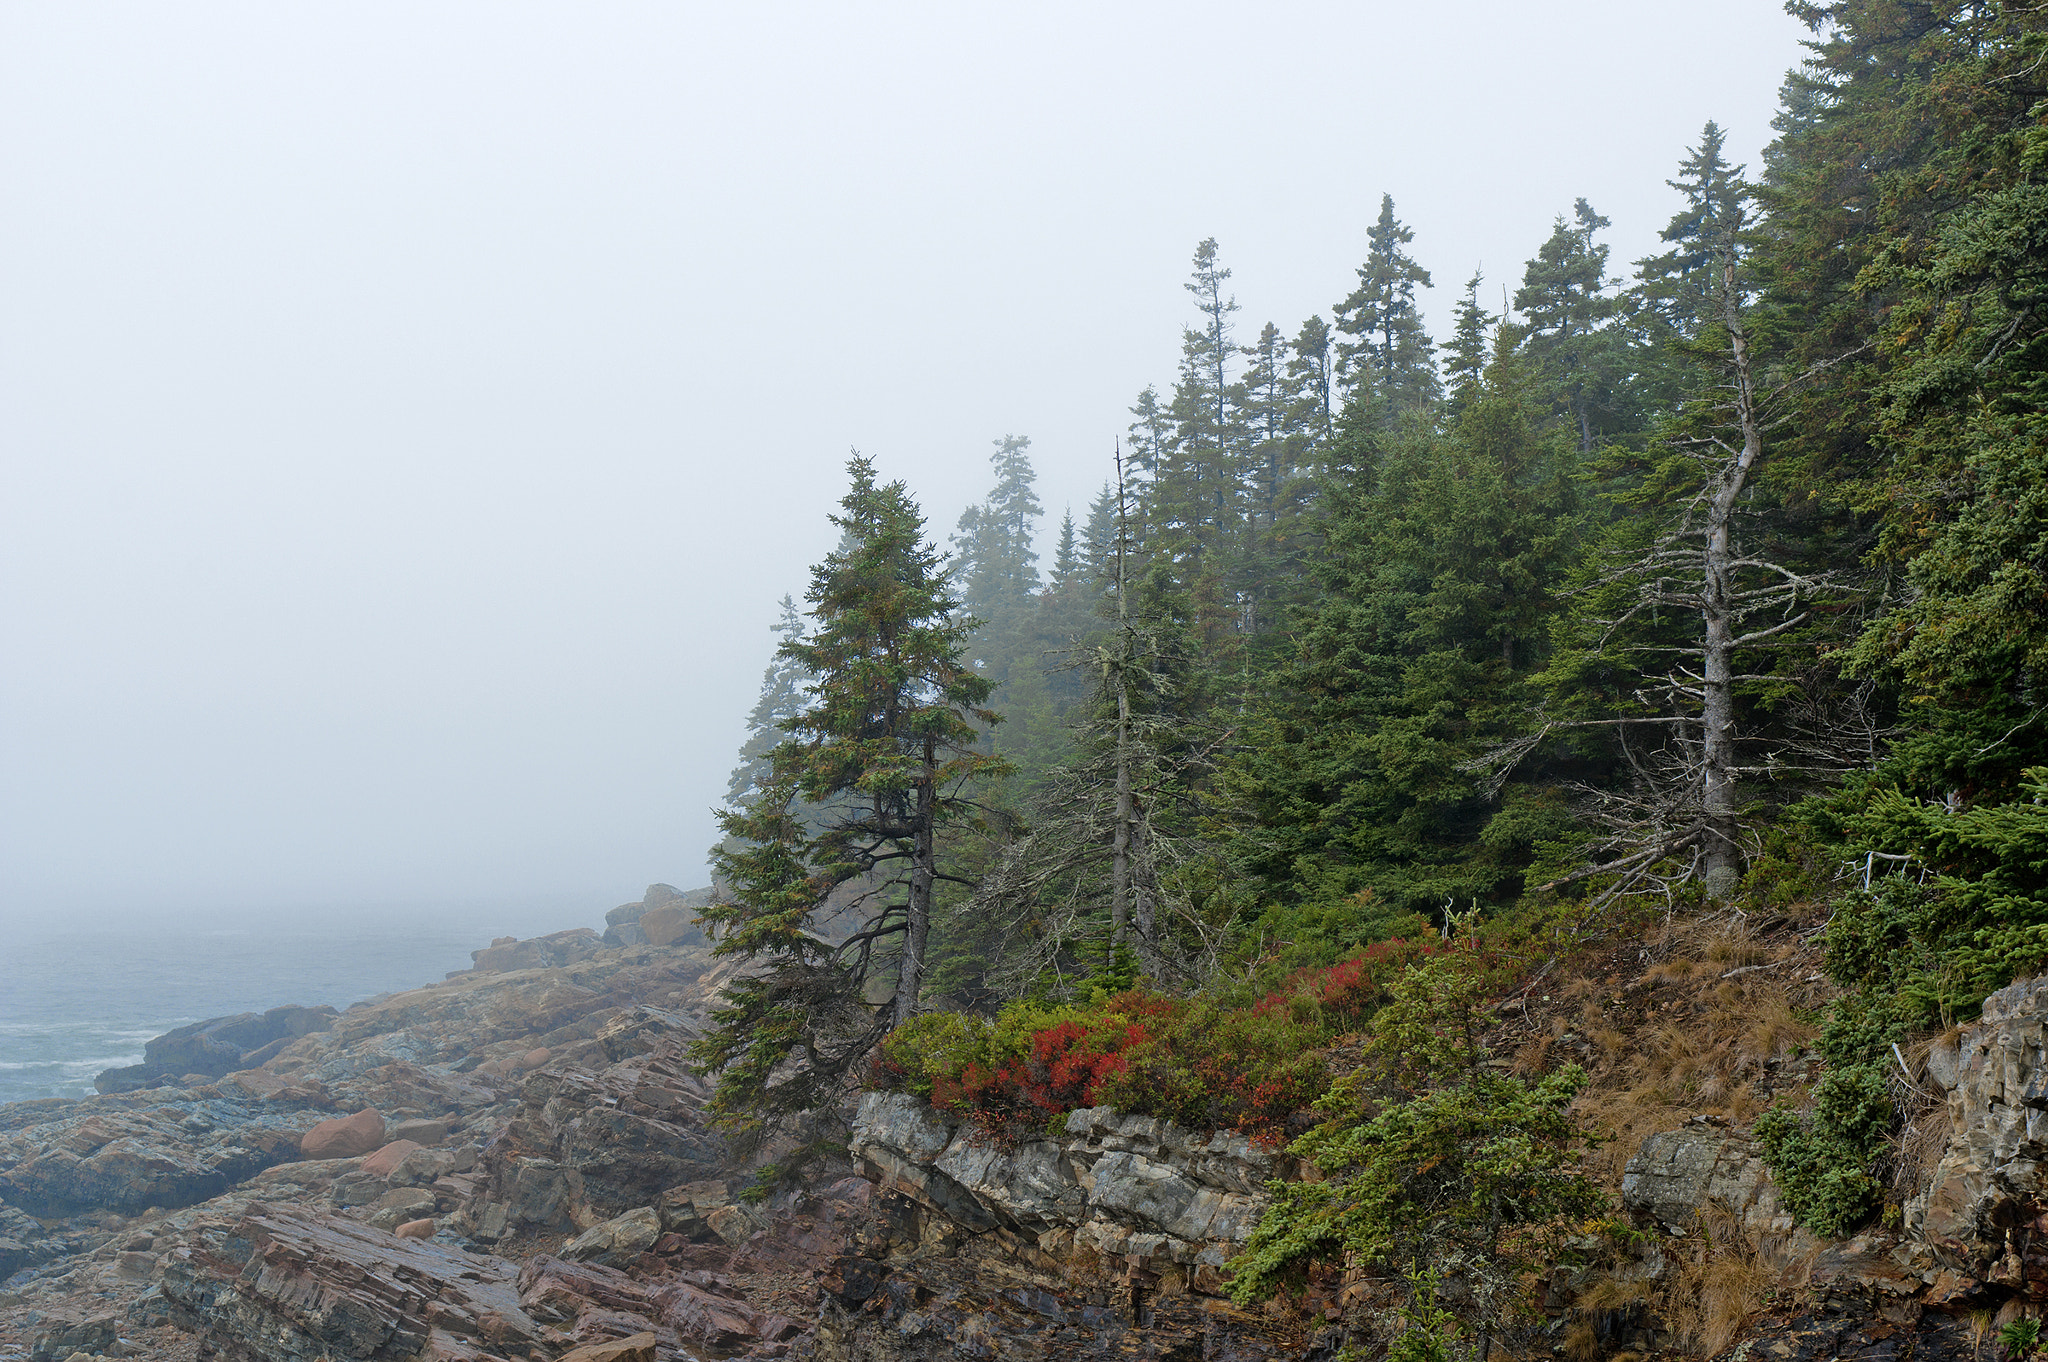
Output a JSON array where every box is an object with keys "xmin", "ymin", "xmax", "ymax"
[
  {"xmin": 0, "ymin": 890, "xmax": 1300, "ymax": 1362},
  {"xmin": 6, "ymin": 895, "xmax": 2048, "ymax": 1362}
]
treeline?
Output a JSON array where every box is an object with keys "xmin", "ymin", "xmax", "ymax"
[{"xmin": 698, "ymin": 1, "xmax": 2048, "ymax": 1151}]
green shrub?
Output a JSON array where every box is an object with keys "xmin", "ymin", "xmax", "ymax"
[
  {"xmin": 1228, "ymin": 957, "xmax": 1601, "ymax": 1313},
  {"xmin": 876, "ymin": 1011, "xmax": 995, "ymax": 1099},
  {"xmin": 1754, "ymin": 1062, "xmax": 1892, "ymax": 1238}
]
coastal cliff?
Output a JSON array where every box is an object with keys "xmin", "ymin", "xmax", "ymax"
[{"xmin": 8, "ymin": 904, "xmax": 2048, "ymax": 1362}]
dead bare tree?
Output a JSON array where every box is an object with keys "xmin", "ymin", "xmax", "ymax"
[
  {"xmin": 1473, "ymin": 201, "xmax": 1877, "ymax": 907},
  {"xmin": 968, "ymin": 446, "xmax": 1231, "ymax": 992}
]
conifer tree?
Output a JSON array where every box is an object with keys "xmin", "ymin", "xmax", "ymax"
[
  {"xmin": 1232, "ymin": 384, "xmax": 1579, "ymax": 928},
  {"xmin": 950, "ymin": 435, "xmax": 1043, "ymax": 636},
  {"xmin": 1515, "ymin": 200, "xmax": 1621, "ymax": 453},
  {"xmin": 1531, "ymin": 133, "xmax": 1861, "ymax": 903},
  {"xmin": 723, "ymin": 594, "xmax": 812, "ymax": 813},
  {"xmin": 1761, "ymin": 0, "xmax": 2048, "ymax": 804},
  {"xmin": 1334, "ymin": 194, "xmax": 1441, "ymax": 420},
  {"xmin": 1444, "ymin": 270, "xmax": 1492, "ymax": 409},
  {"xmin": 974, "ymin": 452, "xmax": 1222, "ymax": 989},
  {"xmin": 694, "ymin": 456, "xmax": 1006, "ymax": 1141},
  {"xmin": 1050, "ymin": 509, "xmax": 1081, "ymax": 590},
  {"xmin": 1157, "ymin": 238, "xmax": 1251, "ymax": 626},
  {"xmin": 1638, "ymin": 122, "xmax": 1748, "ymax": 338},
  {"xmin": 1285, "ymin": 315, "xmax": 1338, "ymax": 451}
]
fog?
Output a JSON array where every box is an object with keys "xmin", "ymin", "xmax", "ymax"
[{"xmin": 0, "ymin": 3, "xmax": 1811, "ymax": 925}]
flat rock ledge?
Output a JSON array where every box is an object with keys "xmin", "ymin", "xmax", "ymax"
[{"xmin": 849, "ymin": 1090, "xmax": 1279, "ymax": 1290}]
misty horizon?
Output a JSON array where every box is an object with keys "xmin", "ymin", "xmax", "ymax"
[{"xmin": 2, "ymin": 3, "xmax": 1812, "ymax": 920}]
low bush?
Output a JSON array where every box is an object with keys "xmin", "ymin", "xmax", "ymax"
[
  {"xmin": 1754, "ymin": 1062, "xmax": 1893, "ymax": 1237},
  {"xmin": 875, "ymin": 938, "xmax": 1472, "ymax": 1140}
]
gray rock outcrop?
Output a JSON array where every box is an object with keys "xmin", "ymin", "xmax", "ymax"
[
  {"xmin": 849, "ymin": 1091, "xmax": 1278, "ymax": 1285},
  {"xmin": 1910, "ymin": 974, "xmax": 2048, "ymax": 1280},
  {"xmin": 1621, "ymin": 1124, "xmax": 1796, "ymax": 1236},
  {"xmin": 95, "ymin": 1004, "xmax": 339, "ymax": 1093}
]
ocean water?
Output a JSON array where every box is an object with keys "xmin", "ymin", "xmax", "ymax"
[{"xmin": 0, "ymin": 901, "xmax": 603, "ymax": 1106}]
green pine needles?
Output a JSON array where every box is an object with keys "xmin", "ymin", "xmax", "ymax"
[
  {"xmin": 692, "ymin": 455, "xmax": 1008, "ymax": 1150},
  {"xmin": 1227, "ymin": 955, "xmax": 1599, "ymax": 1357}
]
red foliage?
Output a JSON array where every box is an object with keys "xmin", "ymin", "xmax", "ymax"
[
  {"xmin": 1252, "ymin": 937, "xmax": 1441, "ymax": 1027},
  {"xmin": 928, "ymin": 995, "xmax": 1176, "ymax": 1134}
]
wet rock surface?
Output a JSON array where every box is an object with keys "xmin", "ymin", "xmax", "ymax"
[{"xmin": 19, "ymin": 914, "xmax": 2048, "ymax": 1362}]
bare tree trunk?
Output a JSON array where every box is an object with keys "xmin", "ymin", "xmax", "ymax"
[
  {"xmin": 1133, "ymin": 814, "xmax": 1160, "ymax": 977},
  {"xmin": 1700, "ymin": 257, "xmax": 1764, "ymax": 900},
  {"xmin": 897, "ymin": 741, "xmax": 936, "ymax": 1026},
  {"xmin": 1112, "ymin": 678, "xmax": 1133, "ymax": 950},
  {"xmin": 1110, "ymin": 446, "xmax": 1136, "ymax": 952}
]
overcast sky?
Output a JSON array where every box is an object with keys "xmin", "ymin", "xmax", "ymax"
[{"xmin": 0, "ymin": 2, "xmax": 1815, "ymax": 925}]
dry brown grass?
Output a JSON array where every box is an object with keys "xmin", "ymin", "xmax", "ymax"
[
  {"xmin": 1657, "ymin": 1207, "xmax": 1810, "ymax": 1357},
  {"xmin": 1565, "ymin": 912, "xmax": 1824, "ymax": 1193},
  {"xmin": 1889, "ymin": 1047, "xmax": 1957, "ymax": 1203}
]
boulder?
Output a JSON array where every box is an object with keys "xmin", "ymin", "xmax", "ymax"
[
  {"xmin": 361, "ymin": 1138, "xmax": 424, "ymax": 1179},
  {"xmin": 0, "ymin": 1205, "xmax": 68, "ymax": 1278},
  {"xmin": 300, "ymin": 1107, "xmax": 386, "ymax": 1159},
  {"xmin": 0, "ymin": 1112, "xmax": 304, "ymax": 1217},
  {"xmin": 394, "ymin": 1217, "xmax": 436, "ymax": 1239},
  {"xmin": 90, "ymin": 1064, "xmax": 171, "ymax": 1095},
  {"xmin": 596, "ymin": 1005, "xmax": 697, "ymax": 1061},
  {"xmin": 521, "ymin": 1047, "xmax": 552, "ymax": 1070},
  {"xmin": 558, "ymin": 1334, "xmax": 657, "ymax": 1362},
  {"xmin": 141, "ymin": 1005, "xmax": 337, "ymax": 1079},
  {"xmin": 389, "ymin": 1142, "xmax": 478, "ymax": 1187},
  {"xmin": 605, "ymin": 901, "xmax": 649, "ymax": 928},
  {"xmin": 469, "ymin": 928, "xmax": 606, "ymax": 974},
  {"xmin": 368, "ymin": 1187, "xmax": 438, "ymax": 1230},
  {"xmin": 1912, "ymin": 974, "xmax": 2048, "ymax": 1270},
  {"xmin": 704, "ymin": 1204, "xmax": 761, "ymax": 1246},
  {"xmin": 114, "ymin": 1249, "xmax": 157, "ymax": 1281},
  {"xmin": 27, "ymin": 1312, "xmax": 119, "ymax": 1362},
  {"xmin": 1621, "ymin": 1127, "xmax": 1795, "ymax": 1236},
  {"xmin": 561, "ymin": 1206, "xmax": 662, "ymax": 1265},
  {"xmin": 849, "ymin": 1090, "xmax": 1275, "ymax": 1269},
  {"xmin": 636, "ymin": 906, "xmax": 698, "ymax": 948},
  {"xmin": 388, "ymin": 1118, "xmax": 449, "ymax": 1146},
  {"xmin": 160, "ymin": 1208, "xmax": 550, "ymax": 1360}
]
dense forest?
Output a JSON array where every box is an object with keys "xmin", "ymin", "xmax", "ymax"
[{"xmin": 692, "ymin": 2, "xmax": 2048, "ymax": 1348}]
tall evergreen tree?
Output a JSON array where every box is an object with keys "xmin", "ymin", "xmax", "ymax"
[
  {"xmin": 1443, "ymin": 270, "xmax": 1492, "ymax": 410},
  {"xmin": 723, "ymin": 594, "xmax": 812, "ymax": 814},
  {"xmin": 950, "ymin": 435, "xmax": 1043, "ymax": 635},
  {"xmin": 695, "ymin": 456, "xmax": 1006, "ymax": 1142},
  {"xmin": 1514, "ymin": 200, "xmax": 1622, "ymax": 453},
  {"xmin": 1286, "ymin": 315, "xmax": 1338, "ymax": 451},
  {"xmin": 1763, "ymin": 0, "xmax": 2048, "ymax": 804},
  {"xmin": 1334, "ymin": 194, "xmax": 1442, "ymax": 420},
  {"xmin": 1534, "ymin": 130, "xmax": 1869, "ymax": 904},
  {"xmin": 974, "ymin": 454, "xmax": 1223, "ymax": 990},
  {"xmin": 1232, "ymin": 386, "xmax": 1579, "ymax": 932},
  {"xmin": 1156, "ymin": 239, "xmax": 1252, "ymax": 623},
  {"xmin": 1638, "ymin": 122, "xmax": 1748, "ymax": 338}
]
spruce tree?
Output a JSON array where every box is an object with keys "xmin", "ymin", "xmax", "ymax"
[
  {"xmin": 1762, "ymin": 0, "xmax": 2048, "ymax": 804},
  {"xmin": 1638, "ymin": 122, "xmax": 1748, "ymax": 338},
  {"xmin": 1443, "ymin": 270, "xmax": 1492, "ymax": 410},
  {"xmin": 723, "ymin": 594, "xmax": 812, "ymax": 813},
  {"xmin": 1285, "ymin": 315, "xmax": 1338, "ymax": 451},
  {"xmin": 695, "ymin": 455, "xmax": 1006, "ymax": 1142},
  {"xmin": 1231, "ymin": 386, "xmax": 1579, "ymax": 931},
  {"xmin": 1156, "ymin": 238, "xmax": 1252, "ymax": 638},
  {"xmin": 949, "ymin": 434, "xmax": 1043, "ymax": 636},
  {"xmin": 1334, "ymin": 194, "xmax": 1442, "ymax": 421},
  {"xmin": 1514, "ymin": 200, "xmax": 1622, "ymax": 453}
]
